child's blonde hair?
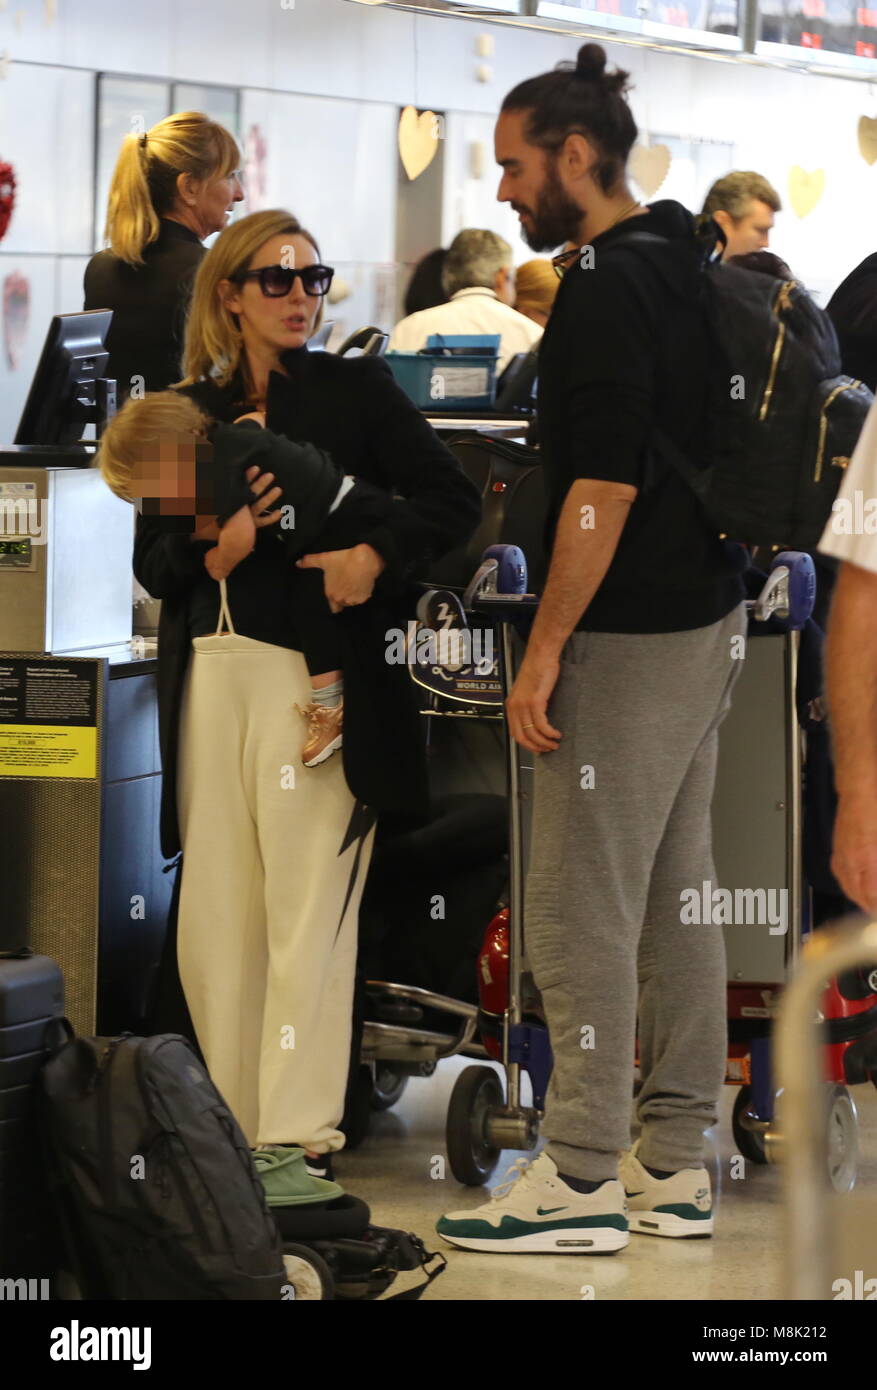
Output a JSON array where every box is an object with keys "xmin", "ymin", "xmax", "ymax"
[{"xmin": 97, "ymin": 390, "xmax": 211, "ymax": 502}]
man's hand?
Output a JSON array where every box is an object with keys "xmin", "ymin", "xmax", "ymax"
[
  {"xmin": 506, "ymin": 652, "xmax": 563, "ymax": 754},
  {"xmin": 235, "ymin": 411, "xmax": 266, "ymax": 427},
  {"xmin": 296, "ymin": 543, "xmax": 386, "ymax": 612},
  {"xmin": 826, "ymin": 561, "xmax": 877, "ymax": 917},
  {"xmin": 505, "ymin": 477, "xmax": 635, "ymax": 752},
  {"xmin": 832, "ymin": 796, "xmax": 877, "ymax": 918}
]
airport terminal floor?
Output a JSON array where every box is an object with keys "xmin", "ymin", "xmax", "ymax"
[{"xmin": 342, "ymin": 1059, "xmax": 877, "ymax": 1302}]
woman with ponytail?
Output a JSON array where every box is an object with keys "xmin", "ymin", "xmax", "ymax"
[{"xmin": 84, "ymin": 112, "xmax": 243, "ymax": 395}]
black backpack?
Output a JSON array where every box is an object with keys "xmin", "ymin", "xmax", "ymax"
[
  {"xmin": 39, "ymin": 1030, "xmax": 288, "ymax": 1300},
  {"xmin": 623, "ymin": 227, "xmax": 874, "ymax": 549}
]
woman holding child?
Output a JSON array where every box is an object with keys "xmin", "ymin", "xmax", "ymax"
[{"xmin": 121, "ymin": 208, "xmax": 479, "ymax": 1190}]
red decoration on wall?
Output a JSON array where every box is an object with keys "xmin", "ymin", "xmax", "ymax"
[{"xmin": 0, "ymin": 162, "xmax": 15, "ymax": 243}]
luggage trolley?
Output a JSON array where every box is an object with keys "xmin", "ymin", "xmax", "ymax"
[
  {"xmin": 356, "ymin": 546, "xmax": 534, "ymax": 1161},
  {"xmin": 362, "ymin": 544, "xmax": 873, "ymax": 1187},
  {"xmin": 714, "ymin": 554, "xmax": 877, "ymax": 1190},
  {"xmin": 432, "ymin": 544, "xmax": 840, "ymax": 1187}
]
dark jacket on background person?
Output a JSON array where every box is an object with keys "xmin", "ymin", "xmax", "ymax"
[
  {"xmin": 134, "ymin": 345, "xmax": 482, "ymax": 859},
  {"xmin": 538, "ymin": 198, "xmax": 747, "ymax": 634},
  {"xmin": 826, "ymin": 253, "xmax": 877, "ymax": 393},
  {"xmin": 84, "ymin": 218, "xmax": 205, "ymax": 394}
]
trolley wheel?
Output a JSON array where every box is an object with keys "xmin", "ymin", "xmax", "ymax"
[
  {"xmin": 281, "ymin": 1243, "xmax": 335, "ymax": 1301},
  {"xmin": 446, "ymin": 1065, "xmax": 503, "ymax": 1187},
  {"xmin": 371, "ymin": 1062, "xmax": 409, "ymax": 1111},
  {"xmin": 340, "ymin": 1064, "xmax": 373, "ymax": 1151},
  {"xmin": 732, "ymin": 1086, "xmax": 769, "ymax": 1165},
  {"xmin": 825, "ymin": 1083, "xmax": 858, "ymax": 1193}
]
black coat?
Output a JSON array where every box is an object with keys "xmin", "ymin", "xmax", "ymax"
[
  {"xmin": 826, "ymin": 253, "xmax": 877, "ymax": 393},
  {"xmin": 134, "ymin": 346, "xmax": 482, "ymax": 858},
  {"xmin": 84, "ymin": 219, "xmax": 205, "ymax": 394}
]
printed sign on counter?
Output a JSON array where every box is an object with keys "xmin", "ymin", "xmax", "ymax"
[{"xmin": 0, "ymin": 657, "xmax": 98, "ymax": 778}]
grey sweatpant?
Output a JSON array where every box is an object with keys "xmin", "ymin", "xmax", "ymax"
[{"xmin": 525, "ymin": 603, "xmax": 747, "ymax": 1181}]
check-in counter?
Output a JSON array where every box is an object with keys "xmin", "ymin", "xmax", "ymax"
[{"xmin": 0, "ymin": 445, "xmax": 169, "ymax": 1035}]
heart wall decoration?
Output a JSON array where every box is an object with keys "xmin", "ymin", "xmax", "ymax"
[
  {"xmin": 398, "ymin": 106, "xmax": 441, "ymax": 181},
  {"xmin": 858, "ymin": 116, "xmax": 877, "ymax": 166},
  {"xmin": 628, "ymin": 142, "xmax": 672, "ymax": 198},
  {"xmin": 4, "ymin": 271, "xmax": 29, "ymax": 371},
  {"xmin": 788, "ymin": 165, "xmax": 825, "ymax": 219}
]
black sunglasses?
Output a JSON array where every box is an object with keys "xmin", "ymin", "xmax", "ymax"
[{"xmin": 233, "ymin": 263, "xmax": 335, "ymax": 298}]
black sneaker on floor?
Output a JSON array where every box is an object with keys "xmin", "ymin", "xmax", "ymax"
[{"xmin": 304, "ymin": 1152, "xmax": 334, "ymax": 1182}]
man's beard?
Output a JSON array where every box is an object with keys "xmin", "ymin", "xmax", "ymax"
[{"xmin": 516, "ymin": 161, "xmax": 583, "ymax": 252}]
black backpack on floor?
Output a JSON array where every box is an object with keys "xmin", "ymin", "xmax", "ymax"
[
  {"xmin": 39, "ymin": 1030, "xmax": 287, "ymax": 1301},
  {"xmin": 621, "ymin": 226, "xmax": 874, "ymax": 549},
  {"xmin": 275, "ymin": 1195, "xmax": 446, "ymax": 1301}
]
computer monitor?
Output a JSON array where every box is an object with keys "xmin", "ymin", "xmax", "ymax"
[
  {"xmin": 494, "ymin": 347, "xmax": 539, "ymax": 415},
  {"xmin": 14, "ymin": 310, "xmax": 116, "ymax": 446},
  {"xmin": 307, "ymin": 320, "xmax": 336, "ymax": 351}
]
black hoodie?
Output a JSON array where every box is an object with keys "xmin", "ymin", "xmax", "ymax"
[
  {"xmin": 826, "ymin": 252, "xmax": 877, "ymax": 393},
  {"xmin": 538, "ymin": 198, "xmax": 746, "ymax": 633}
]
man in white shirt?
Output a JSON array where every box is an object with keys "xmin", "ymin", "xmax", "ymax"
[
  {"xmin": 819, "ymin": 397, "xmax": 877, "ymax": 915},
  {"xmin": 389, "ymin": 228, "xmax": 542, "ymax": 372}
]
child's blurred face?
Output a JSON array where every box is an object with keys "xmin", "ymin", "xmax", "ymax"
[{"xmin": 128, "ymin": 432, "xmax": 215, "ymax": 525}]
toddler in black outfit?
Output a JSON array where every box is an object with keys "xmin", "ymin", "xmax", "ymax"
[{"xmin": 98, "ymin": 389, "xmax": 394, "ymax": 767}]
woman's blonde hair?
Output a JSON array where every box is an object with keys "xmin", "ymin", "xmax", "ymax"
[
  {"xmin": 180, "ymin": 209, "xmax": 322, "ymax": 395},
  {"xmin": 514, "ymin": 258, "xmax": 559, "ymax": 322},
  {"xmin": 96, "ymin": 390, "xmax": 210, "ymax": 501},
  {"xmin": 104, "ymin": 112, "xmax": 240, "ymax": 267}
]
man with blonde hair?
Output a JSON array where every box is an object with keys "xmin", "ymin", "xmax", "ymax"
[
  {"xmin": 701, "ymin": 171, "xmax": 782, "ymax": 260},
  {"xmin": 388, "ymin": 227, "xmax": 541, "ymax": 370}
]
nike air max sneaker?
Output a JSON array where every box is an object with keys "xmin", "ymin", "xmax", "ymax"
[
  {"xmin": 437, "ymin": 1152, "xmax": 629, "ymax": 1254},
  {"xmin": 619, "ymin": 1141, "xmax": 713, "ymax": 1238}
]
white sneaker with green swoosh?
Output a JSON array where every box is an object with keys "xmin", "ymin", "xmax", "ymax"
[
  {"xmin": 436, "ymin": 1152, "xmax": 629, "ymax": 1254},
  {"xmin": 619, "ymin": 1142, "xmax": 713, "ymax": 1238}
]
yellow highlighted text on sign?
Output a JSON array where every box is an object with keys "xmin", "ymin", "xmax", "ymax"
[{"xmin": 0, "ymin": 724, "xmax": 97, "ymax": 778}]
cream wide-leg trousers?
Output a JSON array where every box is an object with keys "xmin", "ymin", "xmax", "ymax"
[{"xmin": 175, "ymin": 582, "xmax": 375, "ymax": 1151}]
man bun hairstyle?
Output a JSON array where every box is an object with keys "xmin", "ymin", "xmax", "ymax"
[{"xmin": 501, "ymin": 43, "xmax": 638, "ymax": 195}]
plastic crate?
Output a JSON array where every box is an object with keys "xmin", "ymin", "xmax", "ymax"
[{"xmin": 386, "ymin": 334, "xmax": 500, "ymax": 411}]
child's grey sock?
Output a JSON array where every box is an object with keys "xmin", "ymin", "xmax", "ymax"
[{"xmin": 312, "ymin": 678, "xmax": 343, "ymax": 710}]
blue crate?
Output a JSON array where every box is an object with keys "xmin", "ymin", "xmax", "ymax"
[{"xmin": 386, "ymin": 334, "xmax": 500, "ymax": 411}]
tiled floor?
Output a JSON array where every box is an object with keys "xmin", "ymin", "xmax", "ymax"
[{"xmin": 333, "ymin": 1057, "xmax": 877, "ymax": 1302}]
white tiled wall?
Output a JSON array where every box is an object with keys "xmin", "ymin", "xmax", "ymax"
[
  {"xmin": 0, "ymin": 0, "xmax": 874, "ymax": 436},
  {"xmin": 0, "ymin": 253, "xmax": 60, "ymax": 441}
]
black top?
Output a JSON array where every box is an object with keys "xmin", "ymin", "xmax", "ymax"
[
  {"xmin": 538, "ymin": 199, "xmax": 746, "ymax": 634},
  {"xmin": 83, "ymin": 218, "xmax": 205, "ymax": 394},
  {"xmin": 133, "ymin": 346, "xmax": 481, "ymax": 856},
  {"xmin": 826, "ymin": 253, "xmax": 877, "ymax": 393}
]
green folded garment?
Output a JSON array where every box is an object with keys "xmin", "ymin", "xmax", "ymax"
[{"xmin": 252, "ymin": 1146, "xmax": 343, "ymax": 1207}]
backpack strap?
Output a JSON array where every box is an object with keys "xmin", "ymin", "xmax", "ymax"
[
  {"xmin": 378, "ymin": 1240, "xmax": 447, "ymax": 1301},
  {"xmin": 649, "ymin": 426, "xmax": 711, "ymax": 506}
]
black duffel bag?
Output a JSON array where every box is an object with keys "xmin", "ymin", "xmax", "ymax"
[{"xmin": 429, "ymin": 434, "xmax": 549, "ymax": 593}]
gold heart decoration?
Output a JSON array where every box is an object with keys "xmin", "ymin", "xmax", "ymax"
[
  {"xmin": 858, "ymin": 116, "xmax": 877, "ymax": 166},
  {"xmin": 788, "ymin": 165, "xmax": 825, "ymax": 218},
  {"xmin": 398, "ymin": 106, "xmax": 440, "ymax": 181},
  {"xmin": 628, "ymin": 143, "xmax": 672, "ymax": 198}
]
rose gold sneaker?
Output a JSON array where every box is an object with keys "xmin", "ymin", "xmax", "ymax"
[{"xmin": 296, "ymin": 700, "xmax": 343, "ymax": 767}]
